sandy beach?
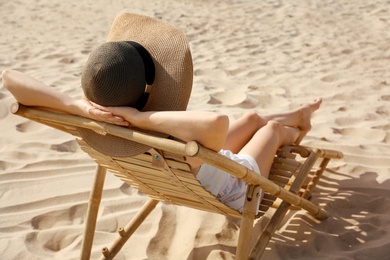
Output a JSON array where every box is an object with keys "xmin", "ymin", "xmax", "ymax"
[{"xmin": 1, "ymin": 0, "xmax": 390, "ymax": 259}]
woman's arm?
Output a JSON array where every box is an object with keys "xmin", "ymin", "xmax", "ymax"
[
  {"xmin": 101, "ymin": 105, "xmax": 230, "ymax": 152},
  {"xmin": 3, "ymin": 69, "xmax": 78, "ymax": 111},
  {"xmin": 2, "ymin": 69, "xmax": 229, "ymax": 151},
  {"xmin": 2, "ymin": 70, "xmax": 128, "ymax": 126}
]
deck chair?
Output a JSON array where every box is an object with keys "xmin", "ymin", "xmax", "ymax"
[{"xmin": 11, "ymin": 103, "xmax": 343, "ymax": 260}]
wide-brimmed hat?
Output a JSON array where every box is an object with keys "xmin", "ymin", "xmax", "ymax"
[{"xmin": 78, "ymin": 13, "xmax": 193, "ymax": 157}]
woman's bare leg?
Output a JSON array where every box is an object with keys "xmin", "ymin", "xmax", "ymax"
[
  {"xmin": 223, "ymin": 98, "xmax": 322, "ymax": 153},
  {"xmin": 223, "ymin": 112, "xmax": 264, "ymax": 153},
  {"xmin": 238, "ymin": 121, "xmax": 300, "ymax": 177}
]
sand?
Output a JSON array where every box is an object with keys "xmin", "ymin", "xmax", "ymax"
[{"xmin": 1, "ymin": 0, "xmax": 390, "ymax": 259}]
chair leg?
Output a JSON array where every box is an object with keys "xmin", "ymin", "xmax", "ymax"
[
  {"xmin": 101, "ymin": 198, "xmax": 159, "ymax": 259},
  {"xmin": 249, "ymin": 201, "xmax": 290, "ymax": 259},
  {"xmin": 250, "ymin": 150, "xmax": 327, "ymax": 258},
  {"xmin": 80, "ymin": 164, "xmax": 107, "ymax": 260},
  {"xmin": 236, "ymin": 185, "xmax": 262, "ymax": 260}
]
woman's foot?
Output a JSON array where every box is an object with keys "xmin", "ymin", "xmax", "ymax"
[
  {"xmin": 294, "ymin": 98, "xmax": 322, "ymax": 143},
  {"xmin": 259, "ymin": 98, "xmax": 322, "ymax": 144},
  {"xmin": 261, "ymin": 98, "xmax": 322, "ymax": 128}
]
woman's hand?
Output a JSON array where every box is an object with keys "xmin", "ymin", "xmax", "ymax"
[
  {"xmin": 91, "ymin": 102, "xmax": 140, "ymax": 126},
  {"xmin": 75, "ymin": 99, "xmax": 130, "ymax": 127}
]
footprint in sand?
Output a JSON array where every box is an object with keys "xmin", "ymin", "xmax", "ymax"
[
  {"xmin": 25, "ymin": 230, "xmax": 79, "ymax": 253},
  {"xmin": 334, "ymin": 117, "xmax": 361, "ymax": 127},
  {"xmin": 320, "ymin": 74, "xmax": 340, "ymax": 82},
  {"xmin": 335, "ymin": 127, "xmax": 387, "ymax": 143},
  {"xmin": 208, "ymin": 91, "xmax": 258, "ymax": 109},
  {"xmin": 376, "ymin": 106, "xmax": 389, "ymax": 117},
  {"xmin": 208, "ymin": 91, "xmax": 247, "ymax": 106},
  {"xmin": 385, "ymin": 132, "xmax": 390, "ymax": 144},
  {"xmin": 16, "ymin": 121, "xmax": 45, "ymax": 133},
  {"xmin": 265, "ymin": 0, "xmax": 282, "ymax": 8},
  {"xmin": 43, "ymin": 53, "xmax": 77, "ymax": 64},
  {"xmin": 24, "ymin": 204, "xmax": 88, "ymax": 254},
  {"xmin": 381, "ymin": 94, "xmax": 390, "ymax": 101},
  {"xmin": 59, "ymin": 57, "xmax": 76, "ymax": 64},
  {"xmin": 50, "ymin": 140, "xmax": 78, "ymax": 153},
  {"xmin": 0, "ymin": 93, "xmax": 9, "ymax": 119},
  {"xmin": 31, "ymin": 204, "xmax": 86, "ymax": 230}
]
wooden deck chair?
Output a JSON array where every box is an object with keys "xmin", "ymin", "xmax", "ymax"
[{"xmin": 11, "ymin": 103, "xmax": 343, "ymax": 260}]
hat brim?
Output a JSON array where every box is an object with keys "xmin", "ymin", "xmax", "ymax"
[{"xmin": 78, "ymin": 13, "xmax": 193, "ymax": 157}]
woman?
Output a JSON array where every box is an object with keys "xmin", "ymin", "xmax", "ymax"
[
  {"xmin": 2, "ymin": 13, "xmax": 322, "ymax": 212},
  {"xmin": 2, "ymin": 69, "xmax": 321, "ymax": 212}
]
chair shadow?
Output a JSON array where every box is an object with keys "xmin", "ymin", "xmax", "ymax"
[
  {"xmin": 261, "ymin": 169, "xmax": 390, "ymax": 259},
  {"xmin": 186, "ymin": 244, "xmax": 237, "ymax": 260},
  {"xmin": 184, "ymin": 169, "xmax": 390, "ymax": 259}
]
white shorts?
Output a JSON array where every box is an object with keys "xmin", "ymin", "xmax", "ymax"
[{"xmin": 196, "ymin": 149, "xmax": 261, "ymax": 213}]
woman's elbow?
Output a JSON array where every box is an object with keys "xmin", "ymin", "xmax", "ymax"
[
  {"xmin": 2, "ymin": 69, "xmax": 17, "ymax": 92},
  {"xmin": 2, "ymin": 69, "xmax": 11, "ymax": 89}
]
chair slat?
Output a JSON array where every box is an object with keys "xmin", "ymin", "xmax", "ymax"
[
  {"xmin": 270, "ymin": 168, "xmax": 295, "ymax": 178},
  {"xmin": 114, "ymin": 160, "xmax": 199, "ymax": 185},
  {"xmin": 268, "ymin": 175, "xmax": 290, "ymax": 186}
]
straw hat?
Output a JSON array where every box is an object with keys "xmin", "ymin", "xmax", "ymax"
[{"xmin": 78, "ymin": 13, "xmax": 193, "ymax": 157}]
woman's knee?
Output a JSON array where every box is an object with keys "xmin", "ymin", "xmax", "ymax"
[
  {"xmin": 264, "ymin": 120, "xmax": 284, "ymax": 136},
  {"xmin": 240, "ymin": 111, "xmax": 262, "ymax": 128}
]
